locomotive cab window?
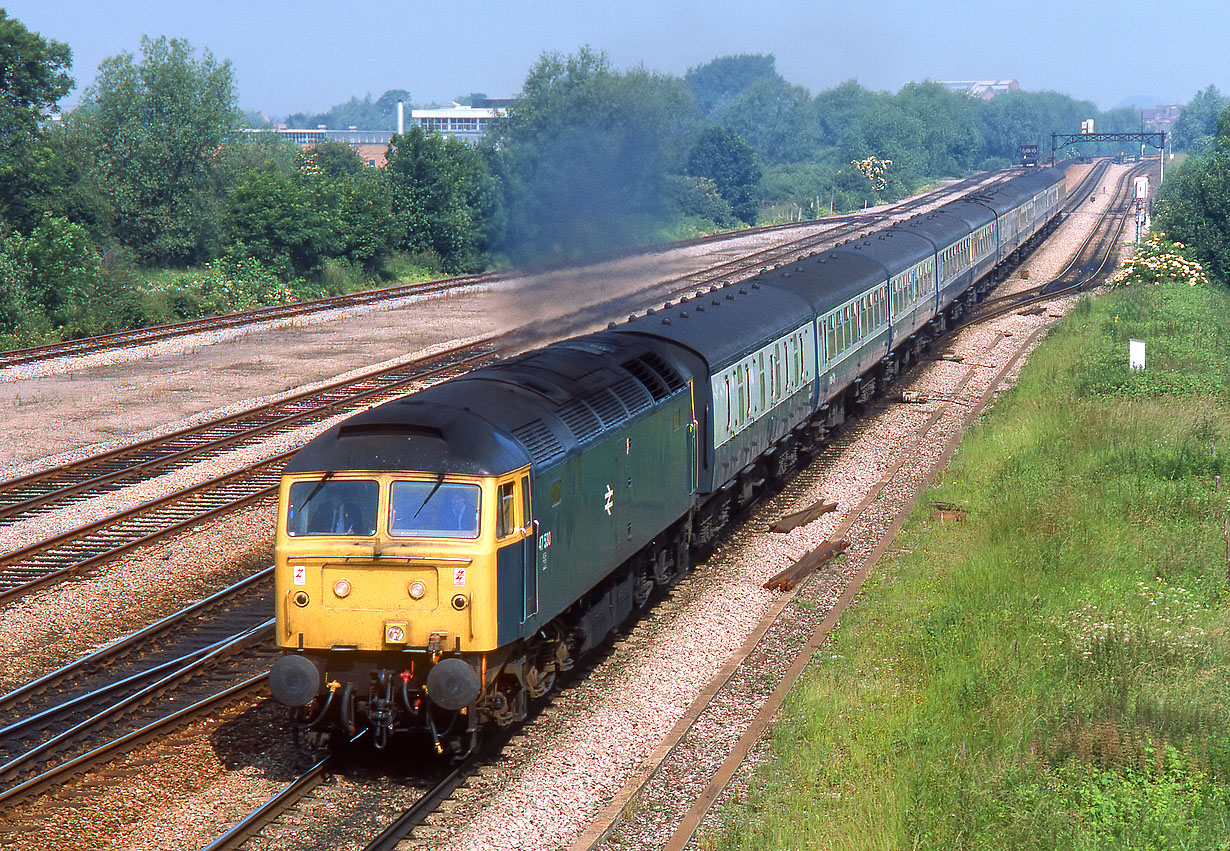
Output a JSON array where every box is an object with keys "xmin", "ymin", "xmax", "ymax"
[
  {"xmin": 520, "ymin": 476, "xmax": 532, "ymax": 530},
  {"xmin": 287, "ymin": 478, "xmax": 378, "ymax": 537},
  {"xmin": 389, "ymin": 480, "xmax": 480, "ymax": 539},
  {"xmin": 497, "ymin": 481, "xmax": 516, "ymax": 538}
]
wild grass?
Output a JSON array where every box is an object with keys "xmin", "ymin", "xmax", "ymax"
[{"xmin": 708, "ymin": 272, "xmax": 1230, "ymax": 849}]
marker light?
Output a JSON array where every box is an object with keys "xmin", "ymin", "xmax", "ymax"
[
  {"xmin": 333, "ymin": 579, "xmax": 351, "ymax": 598},
  {"xmin": 408, "ymin": 581, "xmax": 426, "ymax": 600}
]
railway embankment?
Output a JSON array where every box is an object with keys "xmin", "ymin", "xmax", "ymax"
[{"xmin": 709, "ymin": 235, "xmax": 1230, "ymax": 848}]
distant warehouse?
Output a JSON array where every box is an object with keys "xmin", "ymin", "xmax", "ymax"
[
  {"xmin": 244, "ymin": 98, "xmax": 512, "ymax": 166},
  {"xmin": 935, "ymin": 80, "xmax": 1020, "ymax": 100},
  {"xmin": 410, "ymin": 98, "xmax": 512, "ymax": 143}
]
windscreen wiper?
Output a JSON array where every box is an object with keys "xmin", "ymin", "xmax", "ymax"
[
  {"xmin": 298, "ymin": 470, "xmax": 336, "ymax": 510},
  {"xmin": 414, "ymin": 472, "xmax": 447, "ymax": 518}
]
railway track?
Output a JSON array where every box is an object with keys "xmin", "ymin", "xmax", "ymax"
[
  {"xmin": 199, "ymin": 751, "xmax": 471, "ymax": 851},
  {"xmin": 0, "ymin": 568, "xmax": 275, "ymax": 806},
  {"xmin": 0, "ymin": 274, "xmax": 493, "ymax": 372},
  {"xmin": 0, "ymin": 344, "xmax": 498, "ymax": 528},
  {"xmin": 962, "ymin": 160, "xmax": 1150, "ymax": 327}
]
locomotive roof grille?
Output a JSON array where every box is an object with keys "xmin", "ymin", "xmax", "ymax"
[
  {"xmin": 609, "ymin": 376, "xmax": 653, "ymax": 415},
  {"xmin": 622, "ymin": 356, "xmax": 670, "ymax": 399},
  {"xmin": 585, "ymin": 387, "xmax": 627, "ymax": 427},
  {"xmin": 511, "ymin": 420, "xmax": 565, "ymax": 465},
  {"xmin": 557, "ymin": 399, "xmax": 602, "ymax": 442}
]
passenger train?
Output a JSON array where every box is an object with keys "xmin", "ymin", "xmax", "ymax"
[{"xmin": 268, "ymin": 167, "xmax": 1066, "ymax": 754}]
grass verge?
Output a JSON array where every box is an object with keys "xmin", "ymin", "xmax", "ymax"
[{"xmin": 707, "ymin": 242, "xmax": 1230, "ymax": 849}]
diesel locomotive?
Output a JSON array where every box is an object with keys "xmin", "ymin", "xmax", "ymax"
[{"xmin": 268, "ymin": 167, "xmax": 1066, "ymax": 754}]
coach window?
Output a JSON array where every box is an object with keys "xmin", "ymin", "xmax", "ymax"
[
  {"xmin": 758, "ymin": 353, "xmax": 767, "ymax": 410},
  {"xmin": 733, "ymin": 368, "xmax": 742, "ymax": 427},
  {"xmin": 724, "ymin": 375, "xmax": 732, "ymax": 430},
  {"xmin": 746, "ymin": 364, "xmax": 754, "ymax": 416}
]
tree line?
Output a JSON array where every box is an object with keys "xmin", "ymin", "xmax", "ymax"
[{"xmin": 0, "ymin": 10, "xmax": 1220, "ymax": 349}]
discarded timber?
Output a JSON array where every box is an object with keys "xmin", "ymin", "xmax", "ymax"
[
  {"xmin": 763, "ymin": 539, "xmax": 850, "ymax": 591},
  {"xmin": 769, "ymin": 499, "xmax": 838, "ymax": 533}
]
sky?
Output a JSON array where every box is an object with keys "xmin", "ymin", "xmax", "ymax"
[{"xmin": 4, "ymin": 0, "xmax": 1225, "ymax": 116}]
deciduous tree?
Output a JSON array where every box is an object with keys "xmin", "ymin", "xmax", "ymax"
[
  {"xmin": 1156, "ymin": 106, "xmax": 1230, "ymax": 285},
  {"xmin": 0, "ymin": 11, "xmax": 73, "ymax": 224},
  {"xmin": 385, "ymin": 126, "xmax": 499, "ymax": 271},
  {"xmin": 685, "ymin": 127, "xmax": 760, "ymax": 224},
  {"xmin": 491, "ymin": 48, "xmax": 694, "ymax": 263},
  {"xmin": 1171, "ymin": 85, "xmax": 1228, "ymax": 154},
  {"xmin": 77, "ymin": 36, "xmax": 240, "ymax": 265}
]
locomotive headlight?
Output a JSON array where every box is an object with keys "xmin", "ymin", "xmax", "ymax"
[
  {"xmin": 333, "ymin": 579, "xmax": 351, "ymax": 598},
  {"xmin": 385, "ymin": 621, "xmax": 408, "ymax": 644},
  {"xmin": 408, "ymin": 581, "xmax": 426, "ymax": 600}
]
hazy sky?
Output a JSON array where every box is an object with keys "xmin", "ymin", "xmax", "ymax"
[{"xmin": 5, "ymin": 1, "xmax": 1224, "ymax": 115}]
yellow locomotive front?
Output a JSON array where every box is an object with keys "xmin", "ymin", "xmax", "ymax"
[{"xmin": 269, "ymin": 462, "xmax": 535, "ymax": 753}]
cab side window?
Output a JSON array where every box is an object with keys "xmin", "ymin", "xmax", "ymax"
[
  {"xmin": 497, "ymin": 481, "xmax": 516, "ymax": 538},
  {"xmin": 520, "ymin": 476, "xmax": 532, "ymax": 529}
]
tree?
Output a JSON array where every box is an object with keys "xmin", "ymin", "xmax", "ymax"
[
  {"xmin": 0, "ymin": 11, "xmax": 73, "ymax": 222},
  {"xmin": 893, "ymin": 82, "xmax": 984, "ymax": 176},
  {"xmin": 685, "ymin": 127, "xmax": 761, "ymax": 224},
  {"xmin": 1171, "ymin": 85, "xmax": 1228, "ymax": 154},
  {"xmin": 285, "ymin": 89, "xmax": 412, "ymax": 131},
  {"xmin": 223, "ymin": 160, "xmax": 339, "ymax": 278},
  {"xmin": 337, "ymin": 169, "xmax": 401, "ymax": 273},
  {"xmin": 0, "ymin": 236, "xmax": 37, "ymax": 335},
  {"xmin": 1156, "ymin": 106, "xmax": 1230, "ymax": 284},
  {"xmin": 491, "ymin": 48, "xmax": 695, "ymax": 263},
  {"xmin": 667, "ymin": 175, "xmax": 735, "ymax": 227},
  {"xmin": 685, "ymin": 54, "xmax": 781, "ymax": 118},
  {"xmin": 76, "ymin": 36, "xmax": 240, "ymax": 265},
  {"xmin": 814, "ymin": 80, "xmax": 876, "ymax": 149},
  {"xmin": 301, "ymin": 140, "xmax": 364, "ymax": 179},
  {"xmin": 376, "ymin": 89, "xmax": 412, "ymax": 126},
  {"xmin": 385, "ymin": 126, "xmax": 499, "ymax": 271},
  {"xmin": 719, "ymin": 77, "xmax": 819, "ymax": 165}
]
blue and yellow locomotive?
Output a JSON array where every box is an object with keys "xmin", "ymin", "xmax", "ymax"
[{"xmin": 268, "ymin": 167, "xmax": 1066, "ymax": 754}]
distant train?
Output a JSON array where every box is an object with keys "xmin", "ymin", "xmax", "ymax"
[{"xmin": 268, "ymin": 168, "xmax": 1066, "ymax": 754}]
